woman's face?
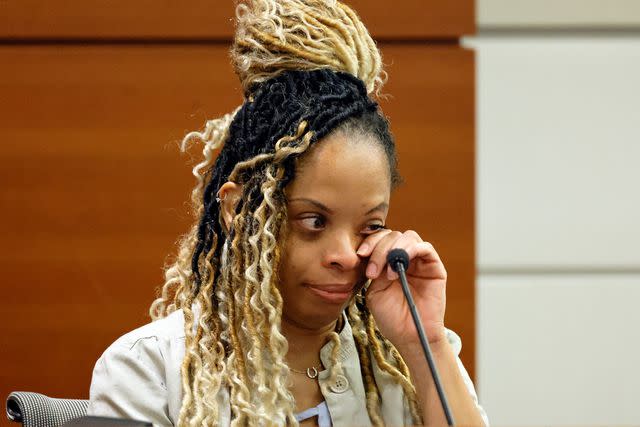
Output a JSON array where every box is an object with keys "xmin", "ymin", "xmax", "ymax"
[{"xmin": 279, "ymin": 131, "xmax": 391, "ymax": 330}]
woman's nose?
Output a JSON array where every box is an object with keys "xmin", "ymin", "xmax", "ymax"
[{"xmin": 322, "ymin": 233, "xmax": 361, "ymax": 271}]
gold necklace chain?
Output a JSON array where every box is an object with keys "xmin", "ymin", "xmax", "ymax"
[
  {"xmin": 288, "ymin": 317, "xmax": 341, "ymax": 380},
  {"xmin": 290, "ymin": 366, "xmax": 319, "ymax": 379}
]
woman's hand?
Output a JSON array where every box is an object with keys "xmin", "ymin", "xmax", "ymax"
[{"xmin": 357, "ymin": 229, "xmax": 447, "ymax": 350}]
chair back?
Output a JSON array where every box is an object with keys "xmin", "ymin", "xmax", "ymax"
[{"xmin": 6, "ymin": 391, "xmax": 89, "ymax": 427}]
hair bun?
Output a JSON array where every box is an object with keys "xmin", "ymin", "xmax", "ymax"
[{"xmin": 231, "ymin": 0, "xmax": 385, "ymax": 96}]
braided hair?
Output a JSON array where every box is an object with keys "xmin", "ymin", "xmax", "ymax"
[{"xmin": 149, "ymin": 1, "xmax": 421, "ymax": 426}]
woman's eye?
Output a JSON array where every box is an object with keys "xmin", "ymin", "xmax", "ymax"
[
  {"xmin": 299, "ymin": 215, "xmax": 326, "ymax": 231},
  {"xmin": 363, "ymin": 224, "xmax": 386, "ymax": 234}
]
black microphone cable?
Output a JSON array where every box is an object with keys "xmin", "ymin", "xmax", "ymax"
[{"xmin": 386, "ymin": 248, "xmax": 455, "ymax": 426}]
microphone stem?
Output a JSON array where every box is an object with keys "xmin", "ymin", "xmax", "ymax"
[{"xmin": 396, "ymin": 262, "xmax": 455, "ymax": 426}]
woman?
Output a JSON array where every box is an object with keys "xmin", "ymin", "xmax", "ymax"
[{"xmin": 87, "ymin": 1, "xmax": 488, "ymax": 426}]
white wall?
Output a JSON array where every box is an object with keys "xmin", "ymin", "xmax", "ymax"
[
  {"xmin": 478, "ymin": 0, "xmax": 640, "ymax": 28},
  {"xmin": 478, "ymin": 274, "xmax": 640, "ymax": 426},
  {"xmin": 475, "ymin": 37, "xmax": 640, "ymax": 271},
  {"xmin": 468, "ymin": 7, "xmax": 640, "ymax": 426}
]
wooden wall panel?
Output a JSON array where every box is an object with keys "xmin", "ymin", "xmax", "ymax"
[
  {"xmin": 381, "ymin": 45, "xmax": 476, "ymax": 380},
  {"xmin": 0, "ymin": 45, "xmax": 242, "ymax": 407},
  {"xmin": 0, "ymin": 0, "xmax": 474, "ymax": 40},
  {"xmin": 0, "ymin": 43, "xmax": 474, "ymax": 410}
]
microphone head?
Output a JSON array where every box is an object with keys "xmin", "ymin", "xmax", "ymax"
[{"xmin": 387, "ymin": 248, "xmax": 410, "ymax": 272}]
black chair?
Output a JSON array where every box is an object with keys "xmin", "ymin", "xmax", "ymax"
[{"xmin": 6, "ymin": 391, "xmax": 89, "ymax": 427}]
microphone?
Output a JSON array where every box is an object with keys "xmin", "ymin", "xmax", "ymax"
[{"xmin": 386, "ymin": 248, "xmax": 455, "ymax": 426}]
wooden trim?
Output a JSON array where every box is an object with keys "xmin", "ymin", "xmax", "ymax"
[{"xmin": 0, "ymin": 0, "xmax": 474, "ymax": 40}]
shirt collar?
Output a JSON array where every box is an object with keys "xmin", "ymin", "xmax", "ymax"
[{"xmin": 319, "ymin": 311, "xmax": 356, "ymax": 366}]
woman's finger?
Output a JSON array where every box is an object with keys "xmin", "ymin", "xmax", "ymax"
[
  {"xmin": 356, "ymin": 228, "xmax": 394, "ymax": 258},
  {"xmin": 403, "ymin": 241, "xmax": 447, "ymax": 280},
  {"xmin": 365, "ymin": 230, "xmax": 406, "ymax": 280},
  {"xmin": 379, "ymin": 230, "xmax": 424, "ymax": 280}
]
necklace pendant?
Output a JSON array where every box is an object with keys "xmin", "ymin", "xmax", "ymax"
[{"xmin": 306, "ymin": 367, "xmax": 318, "ymax": 379}]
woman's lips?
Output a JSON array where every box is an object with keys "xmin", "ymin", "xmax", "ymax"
[{"xmin": 305, "ymin": 283, "xmax": 354, "ymax": 304}]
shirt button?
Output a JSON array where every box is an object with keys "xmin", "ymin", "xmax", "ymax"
[{"xmin": 329, "ymin": 374, "xmax": 349, "ymax": 393}]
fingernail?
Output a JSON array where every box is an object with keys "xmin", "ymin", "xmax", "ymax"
[
  {"xmin": 366, "ymin": 262, "xmax": 377, "ymax": 278},
  {"xmin": 357, "ymin": 244, "xmax": 369, "ymax": 256}
]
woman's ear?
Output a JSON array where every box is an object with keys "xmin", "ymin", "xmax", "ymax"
[{"xmin": 217, "ymin": 181, "xmax": 243, "ymax": 232}]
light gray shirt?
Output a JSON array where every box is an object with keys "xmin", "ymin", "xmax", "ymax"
[{"xmin": 87, "ymin": 309, "xmax": 488, "ymax": 426}]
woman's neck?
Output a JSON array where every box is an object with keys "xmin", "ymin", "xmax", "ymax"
[{"xmin": 281, "ymin": 315, "xmax": 338, "ymax": 371}]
